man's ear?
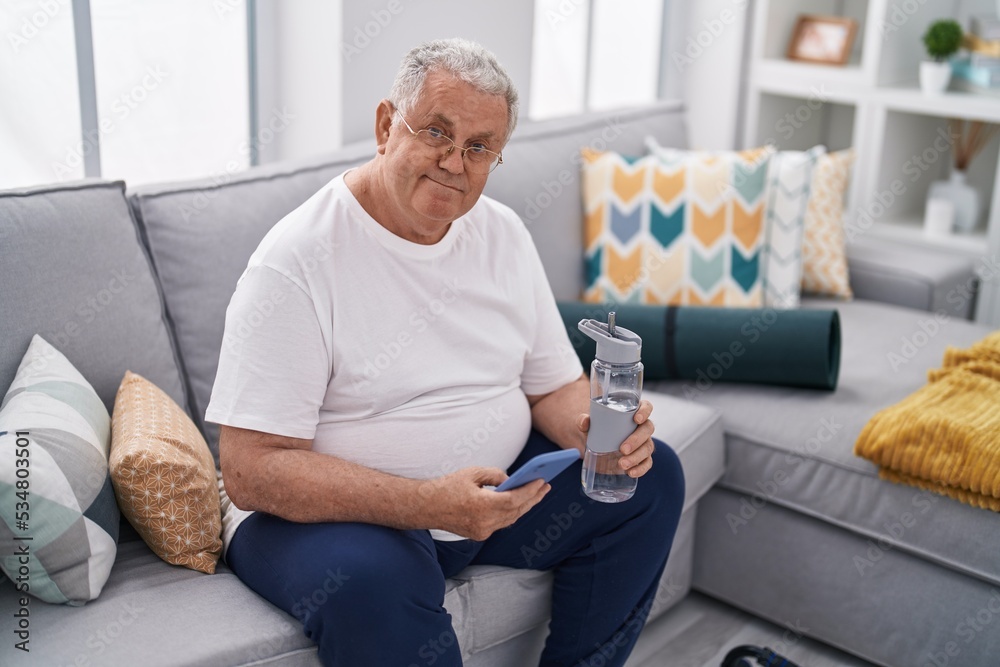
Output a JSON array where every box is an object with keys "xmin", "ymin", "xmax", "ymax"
[{"xmin": 374, "ymin": 99, "xmax": 394, "ymax": 155}]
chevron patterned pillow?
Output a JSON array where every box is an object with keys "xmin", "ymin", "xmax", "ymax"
[
  {"xmin": 801, "ymin": 149, "xmax": 855, "ymax": 299},
  {"xmin": 759, "ymin": 146, "xmax": 827, "ymax": 308},
  {"xmin": 581, "ymin": 144, "xmax": 772, "ymax": 306}
]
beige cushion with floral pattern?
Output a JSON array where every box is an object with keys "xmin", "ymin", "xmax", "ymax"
[{"xmin": 110, "ymin": 371, "xmax": 222, "ymax": 574}]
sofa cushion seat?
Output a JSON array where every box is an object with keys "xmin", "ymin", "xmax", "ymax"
[
  {"xmin": 647, "ymin": 297, "xmax": 1000, "ymax": 666},
  {"xmin": 649, "ymin": 297, "xmax": 1000, "ymax": 586},
  {"xmin": 846, "ymin": 236, "xmax": 980, "ymax": 319},
  {"xmin": 1, "ymin": 533, "xmax": 317, "ymax": 666}
]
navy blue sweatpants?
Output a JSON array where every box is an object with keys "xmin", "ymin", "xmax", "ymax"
[{"xmin": 226, "ymin": 431, "xmax": 685, "ymax": 666}]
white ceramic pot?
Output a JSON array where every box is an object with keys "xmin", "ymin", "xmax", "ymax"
[
  {"xmin": 923, "ymin": 197, "xmax": 955, "ymax": 237},
  {"xmin": 920, "ymin": 61, "xmax": 952, "ymax": 95},
  {"xmin": 928, "ymin": 170, "xmax": 980, "ymax": 233}
]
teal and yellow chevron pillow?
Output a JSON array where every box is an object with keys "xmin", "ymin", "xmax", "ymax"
[
  {"xmin": 581, "ymin": 146, "xmax": 772, "ymax": 306},
  {"xmin": 646, "ymin": 139, "xmax": 827, "ymax": 309}
]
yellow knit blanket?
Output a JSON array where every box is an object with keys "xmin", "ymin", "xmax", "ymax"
[{"xmin": 854, "ymin": 331, "xmax": 1000, "ymax": 511}]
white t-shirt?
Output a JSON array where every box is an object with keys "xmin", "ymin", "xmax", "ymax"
[{"xmin": 205, "ymin": 174, "xmax": 583, "ymax": 549}]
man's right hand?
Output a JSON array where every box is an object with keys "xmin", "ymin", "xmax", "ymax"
[{"xmin": 420, "ymin": 467, "xmax": 549, "ymax": 541}]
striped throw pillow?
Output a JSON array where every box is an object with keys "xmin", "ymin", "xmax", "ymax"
[{"xmin": 759, "ymin": 146, "xmax": 826, "ymax": 308}]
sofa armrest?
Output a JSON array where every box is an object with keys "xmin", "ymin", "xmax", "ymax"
[{"xmin": 844, "ymin": 236, "xmax": 979, "ymax": 320}]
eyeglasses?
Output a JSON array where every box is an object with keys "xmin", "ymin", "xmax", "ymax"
[{"xmin": 394, "ymin": 108, "xmax": 503, "ymax": 174}]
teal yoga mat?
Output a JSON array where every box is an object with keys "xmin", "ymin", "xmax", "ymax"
[{"xmin": 557, "ymin": 302, "xmax": 841, "ymax": 390}]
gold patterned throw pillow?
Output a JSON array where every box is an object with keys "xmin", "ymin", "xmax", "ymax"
[
  {"xmin": 800, "ymin": 149, "xmax": 855, "ymax": 299},
  {"xmin": 110, "ymin": 371, "xmax": 222, "ymax": 574}
]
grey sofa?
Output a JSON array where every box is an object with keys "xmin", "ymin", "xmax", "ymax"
[{"xmin": 0, "ymin": 100, "xmax": 996, "ymax": 667}]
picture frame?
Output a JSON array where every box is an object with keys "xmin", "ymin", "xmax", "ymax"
[{"xmin": 786, "ymin": 15, "xmax": 858, "ymax": 66}]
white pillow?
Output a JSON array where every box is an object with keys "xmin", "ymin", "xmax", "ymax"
[
  {"xmin": 0, "ymin": 335, "xmax": 118, "ymax": 605},
  {"xmin": 759, "ymin": 146, "xmax": 826, "ymax": 308}
]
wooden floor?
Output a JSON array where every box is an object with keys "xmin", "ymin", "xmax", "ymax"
[{"xmin": 625, "ymin": 592, "xmax": 879, "ymax": 667}]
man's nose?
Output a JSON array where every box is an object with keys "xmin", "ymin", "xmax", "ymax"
[{"xmin": 439, "ymin": 145, "xmax": 466, "ymax": 174}]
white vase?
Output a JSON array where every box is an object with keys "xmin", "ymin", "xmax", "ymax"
[
  {"xmin": 928, "ymin": 170, "xmax": 980, "ymax": 233},
  {"xmin": 920, "ymin": 61, "xmax": 952, "ymax": 95},
  {"xmin": 923, "ymin": 197, "xmax": 954, "ymax": 237}
]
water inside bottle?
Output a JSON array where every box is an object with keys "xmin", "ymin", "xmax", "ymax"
[
  {"xmin": 582, "ymin": 449, "xmax": 636, "ymax": 503},
  {"xmin": 583, "ymin": 391, "xmax": 639, "ymax": 503},
  {"xmin": 601, "ymin": 391, "xmax": 638, "ymax": 412}
]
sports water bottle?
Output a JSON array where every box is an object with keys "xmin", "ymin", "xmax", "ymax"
[{"xmin": 578, "ymin": 313, "xmax": 643, "ymax": 503}]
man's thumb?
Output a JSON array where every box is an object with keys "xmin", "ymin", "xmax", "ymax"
[{"xmin": 473, "ymin": 467, "xmax": 508, "ymax": 487}]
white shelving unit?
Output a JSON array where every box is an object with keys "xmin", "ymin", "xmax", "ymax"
[{"xmin": 743, "ymin": 0, "xmax": 1000, "ymax": 326}]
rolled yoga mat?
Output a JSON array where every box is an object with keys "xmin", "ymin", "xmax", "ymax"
[{"xmin": 557, "ymin": 302, "xmax": 841, "ymax": 390}]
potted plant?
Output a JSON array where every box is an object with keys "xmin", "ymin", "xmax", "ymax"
[{"xmin": 921, "ymin": 19, "xmax": 963, "ymax": 94}]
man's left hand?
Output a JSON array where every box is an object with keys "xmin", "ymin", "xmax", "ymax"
[{"xmin": 576, "ymin": 399, "xmax": 655, "ymax": 478}]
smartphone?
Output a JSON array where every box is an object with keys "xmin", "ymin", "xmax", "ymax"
[{"xmin": 494, "ymin": 449, "xmax": 581, "ymax": 492}]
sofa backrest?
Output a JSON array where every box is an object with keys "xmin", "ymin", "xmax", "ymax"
[
  {"xmin": 128, "ymin": 144, "xmax": 375, "ymax": 456},
  {"xmin": 0, "ymin": 181, "xmax": 188, "ymax": 415},
  {"xmin": 485, "ymin": 100, "xmax": 687, "ymax": 300}
]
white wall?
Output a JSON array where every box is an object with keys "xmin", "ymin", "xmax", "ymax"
[
  {"xmin": 255, "ymin": 0, "xmax": 341, "ymax": 164},
  {"xmin": 528, "ymin": 0, "xmax": 589, "ymax": 119},
  {"xmin": 339, "ymin": 0, "xmax": 535, "ymax": 144},
  {"xmin": 253, "ymin": 0, "xmax": 750, "ymax": 158},
  {"xmin": 669, "ymin": 0, "xmax": 751, "ymax": 150}
]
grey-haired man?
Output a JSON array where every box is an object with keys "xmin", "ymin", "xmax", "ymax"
[{"xmin": 207, "ymin": 38, "xmax": 684, "ymax": 667}]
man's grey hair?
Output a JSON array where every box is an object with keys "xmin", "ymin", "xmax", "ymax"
[{"xmin": 389, "ymin": 38, "xmax": 519, "ymax": 146}]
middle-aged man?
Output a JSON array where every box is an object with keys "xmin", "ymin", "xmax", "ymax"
[{"xmin": 206, "ymin": 38, "xmax": 685, "ymax": 667}]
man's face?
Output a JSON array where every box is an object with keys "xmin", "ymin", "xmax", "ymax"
[{"xmin": 378, "ymin": 70, "xmax": 508, "ymax": 242}]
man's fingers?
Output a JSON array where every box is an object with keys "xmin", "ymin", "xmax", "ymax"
[
  {"xmin": 486, "ymin": 480, "xmax": 547, "ymax": 531},
  {"xmin": 625, "ymin": 454, "xmax": 653, "ymax": 478},
  {"xmin": 504, "ymin": 478, "xmax": 547, "ymax": 505},
  {"xmin": 619, "ymin": 439, "xmax": 655, "ymax": 471},
  {"xmin": 503, "ymin": 478, "xmax": 546, "ymax": 499},
  {"xmin": 517, "ymin": 482, "xmax": 549, "ymax": 515},
  {"xmin": 620, "ymin": 419, "xmax": 654, "ymax": 455},
  {"xmin": 470, "ymin": 466, "xmax": 508, "ymax": 487},
  {"xmin": 634, "ymin": 399, "xmax": 653, "ymax": 424}
]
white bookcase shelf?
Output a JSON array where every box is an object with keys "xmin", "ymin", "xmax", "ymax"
[
  {"xmin": 744, "ymin": 0, "xmax": 1000, "ymax": 326},
  {"xmin": 877, "ymin": 86, "xmax": 1000, "ymax": 122},
  {"xmin": 869, "ymin": 217, "xmax": 990, "ymax": 254}
]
